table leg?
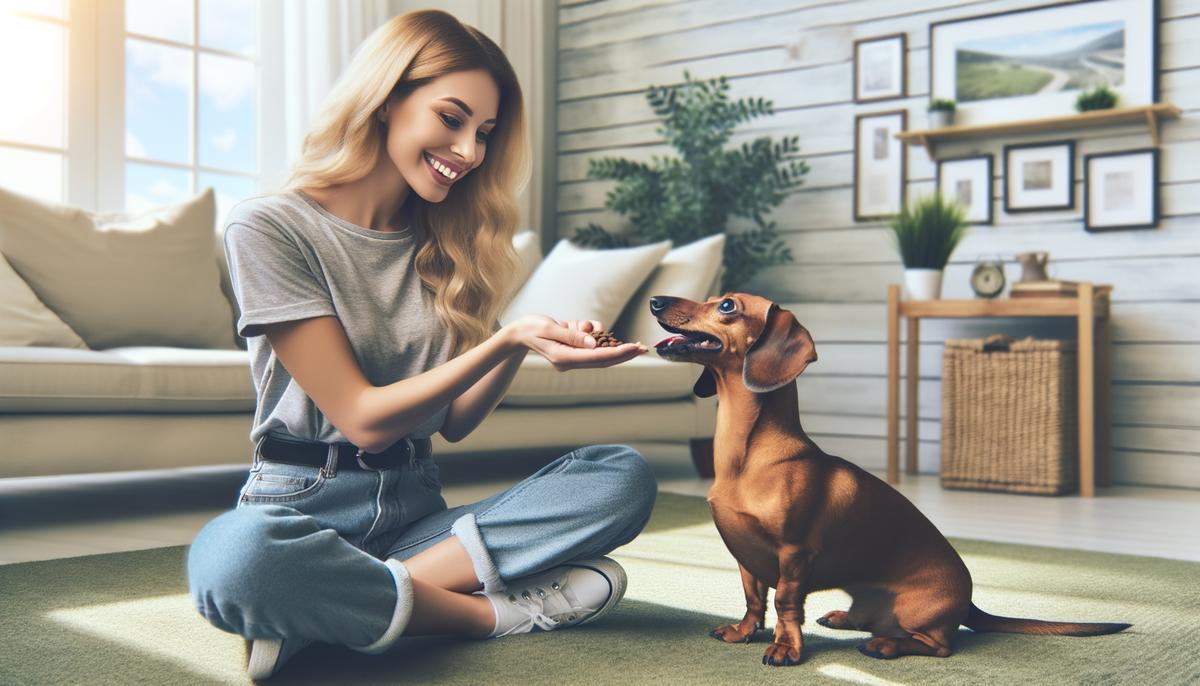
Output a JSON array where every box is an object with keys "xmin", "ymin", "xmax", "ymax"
[
  {"xmin": 1077, "ymin": 283, "xmax": 1096, "ymax": 497},
  {"xmin": 887, "ymin": 285, "xmax": 900, "ymax": 484},
  {"xmin": 906, "ymin": 317, "xmax": 920, "ymax": 475},
  {"xmin": 1096, "ymin": 300, "xmax": 1113, "ymax": 487}
]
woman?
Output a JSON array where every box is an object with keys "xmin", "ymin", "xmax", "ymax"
[{"xmin": 187, "ymin": 10, "xmax": 657, "ymax": 680}]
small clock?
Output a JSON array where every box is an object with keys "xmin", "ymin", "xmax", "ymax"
[{"xmin": 970, "ymin": 260, "xmax": 1006, "ymax": 298}]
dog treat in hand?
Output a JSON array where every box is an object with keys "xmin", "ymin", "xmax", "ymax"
[{"xmin": 589, "ymin": 329, "xmax": 626, "ymax": 348}]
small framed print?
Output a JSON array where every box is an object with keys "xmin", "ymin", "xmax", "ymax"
[
  {"xmin": 1084, "ymin": 148, "xmax": 1159, "ymax": 231},
  {"xmin": 854, "ymin": 33, "xmax": 907, "ymax": 103},
  {"xmin": 938, "ymin": 154, "xmax": 994, "ymax": 225},
  {"xmin": 854, "ymin": 110, "xmax": 907, "ymax": 221},
  {"xmin": 1003, "ymin": 141, "xmax": 1075, "ymax": 213}
]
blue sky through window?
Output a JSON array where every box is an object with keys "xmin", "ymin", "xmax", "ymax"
[
  {"xmin": 123, "ymin": 0, "xmax": 257, "ymax": 217},
  {"xmin": 199, "ymin": 53, "xmax": 256, "ymax": 172},
  {"xmin": 125, "ymin": 39, "xmax": 191, "ymax": 164}
]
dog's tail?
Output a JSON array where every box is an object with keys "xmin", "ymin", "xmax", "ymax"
[{"xmin": 964, "ymin": 603, "xmax": 1131, "ymax": 637}]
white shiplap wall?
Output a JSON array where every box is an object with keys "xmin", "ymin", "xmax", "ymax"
[{"xmin": 556, "ymin": 0, "xmax": 1200, "ymax": 489}]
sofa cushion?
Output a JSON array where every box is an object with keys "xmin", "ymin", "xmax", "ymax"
[
  {"xmin": 0, "ymin": 253, "xmax": 89, "ymax": 349},
  {"xmin": 0, "ymin": 346, "xmax": 254, "ymax": 413},
  {"xmin": 506, "ymin": 230, "xmax": 542, "ymax": 301},
  {"xmin": 501, "ymin": 353, "xmax": 698, "ymax": 406},
  {"xmin": 0, "ymin": 186, "xmax": 237, "ymax": 350},
  {"xmin": 499, "ymin": 238, "xmax": 672, "ymax": 329},
  {"xmin": 2, "ymin": 346, "xmax": 698, "ymax": 412}
]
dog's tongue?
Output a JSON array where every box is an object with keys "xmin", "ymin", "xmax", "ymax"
[{"xmin": 655, "ymin": 335, "xmax": 688, "ymax": 349}]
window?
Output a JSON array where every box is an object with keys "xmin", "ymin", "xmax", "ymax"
[
  {"xmin": 0, "ymin": 1, "xmax": 69, "ymax": 203},
  {"xmin": 0, "ymin": 0, "xmax": 275, "ymax": 226},
  {"xmin": 124, "ymin": 0, "xmax": 258, "ymax": 225}
]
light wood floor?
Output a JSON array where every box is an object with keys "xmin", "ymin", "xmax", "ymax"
[{"xmin": 2, "ymin": 441, "xmax": 1198, "ymax": 566}]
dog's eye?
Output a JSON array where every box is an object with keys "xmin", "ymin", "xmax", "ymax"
[{"xmin": 718, "ymin": 299, "xmax": 737, "ymax": 314}]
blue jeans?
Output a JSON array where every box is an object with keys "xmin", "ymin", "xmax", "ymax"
[{"xmin": 186, "ymin": 443, "xmax": 657, "ymax": 648}]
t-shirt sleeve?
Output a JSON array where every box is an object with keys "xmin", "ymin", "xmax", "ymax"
[{"xmin": 223, "ymin": 220, "xmax": 336, "ymax": 338}]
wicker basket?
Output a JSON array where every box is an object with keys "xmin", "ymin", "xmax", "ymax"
[{"xmin": 940, "ymin": 335, "xmax": 1078, "ymax": 495}]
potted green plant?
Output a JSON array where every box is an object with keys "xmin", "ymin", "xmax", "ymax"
[
  {"xmin": 889, "ymin": 192, "xmax": 968, "ymax": 300},
  {"xmin": 928, "ymin": 98, "xmax": 956, "ymax": 128},
  {"xmin": 1075, "ymin": 85, "xmax": 1118, "ymax": 112},
  {"xmin": 571, "ymin": 71, "xmax": 807, "ymax": 291}
]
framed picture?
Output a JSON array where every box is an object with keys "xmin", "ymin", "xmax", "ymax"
[
  {"xmin": 854, "ymin": 33, "xmax": 907, "ymax": 103},
  {"xmin": 930, "ymin": 0, "xmax": 1159, "ymax": 126},
  {"xmin": 938, "ymin": 154, "xmax": 994, "ymax": 224},
  {"xmin": 854, "ymin": 110, "xmax": 907, "ymax": 221},
  {"xmin": 1083, "ymin": 148, "xmax": 1159, "ymax": 231},
  {"xmin": 1003, "ymin": 141, "xmax": 1075, "ymax": 213}
]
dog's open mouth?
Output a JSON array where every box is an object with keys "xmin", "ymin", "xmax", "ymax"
[{"xmin": 654, "ymin": 323, "xmax": 723, "ymax": 355}]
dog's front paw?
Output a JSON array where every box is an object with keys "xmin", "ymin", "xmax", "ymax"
[
  {"xmin": 761, "ymin": 641, "xmax": 802, "ymax": 666},
  {"xmin": 708, "ymin": 622, "xmax": 758, "ymax": 643}
]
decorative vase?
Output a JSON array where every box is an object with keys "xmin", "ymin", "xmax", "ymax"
[
  {"xmin": 1016, "ymin": 251, "xmax": 1050, "ymax": 282},
  {"xmin": 904, "ymin": 268, "xmax": 944, "ymax": 300},
  {"xmin": 929, "ymin": 110, "xmax": 954, "ymax": 128}
]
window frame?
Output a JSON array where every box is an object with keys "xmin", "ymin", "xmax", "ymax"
[{"xmin": 3, "ymin": 0, "xmax": 284, "ymax": 212}]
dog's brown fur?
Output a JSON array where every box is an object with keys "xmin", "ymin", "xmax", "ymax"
[{"xmin": 649, "ymin": 293, "xmax": 1130, "ymax": 666}]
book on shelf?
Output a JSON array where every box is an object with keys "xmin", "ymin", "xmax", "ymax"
[{"xmin": 1010, "ymin": 280, "xmax": 1079, "ymax": 297}]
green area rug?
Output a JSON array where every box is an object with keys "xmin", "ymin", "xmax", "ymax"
[{"xmin": 2, "ymin": 492, "xmax": 1197, "ymax": 685}]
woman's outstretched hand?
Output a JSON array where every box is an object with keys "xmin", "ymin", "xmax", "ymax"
[{"xmin": 503, "ymin": 314, "xmax": 648, "ymax": 371}]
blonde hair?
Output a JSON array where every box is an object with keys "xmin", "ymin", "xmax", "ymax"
[{"xmin": 287, "ymin": 10, "xmax": 530, "ymax": 357}]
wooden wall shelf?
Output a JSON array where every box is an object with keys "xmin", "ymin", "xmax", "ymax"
[{"xmin": 896, "ymin": 103, "xmax": 1181, "ymax": 158}]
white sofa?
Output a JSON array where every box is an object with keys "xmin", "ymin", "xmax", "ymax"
[{"xmin": 0, "ymin": 193, "xmax": 718, "ymax": 478}]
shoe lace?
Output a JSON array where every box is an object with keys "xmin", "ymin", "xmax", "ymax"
[{"xmin": 506, "ymin": 583, "xmax": 576, "ymax": 633}]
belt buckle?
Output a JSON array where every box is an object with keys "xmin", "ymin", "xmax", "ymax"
[
  {"xmin": 355, "ymin": 448, "xmax": 372, "ymax": 470},
  {"xmin": 355, "ymin": 437, "xmax": 414, "ymax": 470}
]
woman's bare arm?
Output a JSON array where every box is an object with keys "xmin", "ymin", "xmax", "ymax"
[{"xmin": 262, "ymin": 314, "xmax": 643, "ymax": 453}]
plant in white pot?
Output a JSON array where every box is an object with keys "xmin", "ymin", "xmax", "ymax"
[
  {"xmin": 928, "ymin": 98, "xmax": 956, "ymax": 128},
  {"xmin": 889, "ymin": 192, "xmax": 968, "ymax": 300}
]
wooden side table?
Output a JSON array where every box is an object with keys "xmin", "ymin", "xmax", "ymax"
[{"xmin": 886, "ymin": 283, "xmax": 1113, "ymax": 497}]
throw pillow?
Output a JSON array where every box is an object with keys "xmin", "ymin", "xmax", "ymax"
[
  {"xmin": 0, "ymin": 186, "xmax": 237, "ymax": 349},
  {"xmin": 505, "ymin": 230, "xmax": 542, "ymax": 301},
  {"xmin": 613, "ymin": 233, "xmax": 727, "ymax": 346},
  {"xmin": 0, "ymin": 253, "xmax": 89, "ymax": 348},
  {"xmin": 499, "ymin": 238, "xmax": 672, "ymax": 330}
]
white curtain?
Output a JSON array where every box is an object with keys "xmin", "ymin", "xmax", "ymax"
[{"xmin": 281, "ymin": 0, "xmax": 393, "ymax": 169}]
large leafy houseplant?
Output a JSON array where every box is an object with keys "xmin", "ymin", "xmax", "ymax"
[{"xmin": 571, "ymin": 72, "xmax": 809, "ymax": 291}]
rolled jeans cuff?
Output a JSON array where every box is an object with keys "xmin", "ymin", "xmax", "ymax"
[
  {"xmin": 351, "ymin": 558, "xmax": 413, "ymax": 654},
  {"xmin": 452, "ymin": 512, "xmax": 505, "ymax": 593}
]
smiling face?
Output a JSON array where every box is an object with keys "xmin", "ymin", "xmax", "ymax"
[{"xmin": 380, "ymin": 69, "xmax": 500, "ymax": 202}]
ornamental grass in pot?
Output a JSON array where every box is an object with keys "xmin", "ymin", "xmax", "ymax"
[{"xmin": 889, "ymin": 192, "xmax": 968, "ymax": 300}]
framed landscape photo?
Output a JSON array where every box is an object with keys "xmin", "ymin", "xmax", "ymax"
[
  {"xmin": 938, "ymin": 154, "xmax": 994, "ymax": 224},
  {"xmin": 854, "ymin": 110, "xmax": 907, "ymax": 221},
  {"xmin": 1003, "ymin": 141, "xmax": 1075, "ymax": 213},
  {"xmin": 930, "ymin": 0, "xmax": 1159, "ymax": 126},
  {"xmin": 1083, "ymin": 148, "xmax": 1159, "ymax": 231},
  {"xmin": 855, "ymin": 33, "xmax": 907, "ymax": 103}
]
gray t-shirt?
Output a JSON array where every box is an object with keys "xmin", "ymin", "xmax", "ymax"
[{"xmin": 222, "ymin": 190, "xmax": 453, "ymax": 448}]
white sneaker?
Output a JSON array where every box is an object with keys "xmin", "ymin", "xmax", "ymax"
[
  {"xmin": 245, "ymin": 637, "xmax": 313, "ymax": 681},
  {"xmin": 482, "ymin": 557, "xmax": 627, "ymax": 638}
]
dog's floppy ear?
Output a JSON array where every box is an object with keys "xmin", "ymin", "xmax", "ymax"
[
  {"xmin": 693, "ymin": 367, "xmax": 717, "ymax": 398},
  {"xmin": 743, "ymin": 304, "xmax": 817, "ymax": 393}
]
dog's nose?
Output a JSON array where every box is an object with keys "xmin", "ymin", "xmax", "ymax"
[{"xmin": 649, "ymin": 296, "xmax": 671, "ymax": 313}]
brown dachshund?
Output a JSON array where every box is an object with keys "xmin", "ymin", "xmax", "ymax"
[{"xmin": 648, "ymin": 293, "xmax": 1130, "ymax": 666}]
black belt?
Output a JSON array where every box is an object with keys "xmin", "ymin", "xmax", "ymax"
[{"xmin": 258, "ymin": 434, "xmax": 432, "ymax": 471}]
